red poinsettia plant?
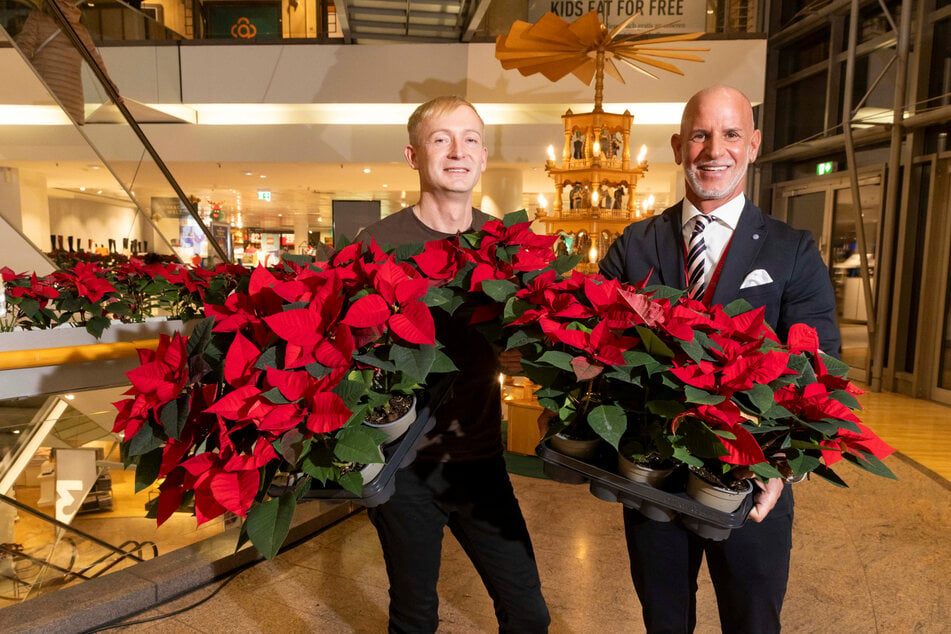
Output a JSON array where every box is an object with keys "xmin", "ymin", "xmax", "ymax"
[
  {"xmin": 473, "ymin": 232, "xmax": 896, "ymax": 489},
  {"xmin": 111, "ymin": 245, "xmax": 455, "ymax": 557},
  {"xmin": 105, "ymin": 209, "xmax": 894, "ymax": 558},
  {"xmin": 0, "ymin": 259, "xmax": 246, "ymax": 335}
]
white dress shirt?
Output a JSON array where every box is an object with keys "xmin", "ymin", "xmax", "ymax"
[{"xmin": 680, "ymin": 194, "xmax": 746, "ymax": 289}]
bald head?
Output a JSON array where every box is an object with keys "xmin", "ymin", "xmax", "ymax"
[
  {"xmin": 672, "ymin": 85, "xmax": 761, "ymax": 212},
  {"xmin": 680, "ymin": 86, "xmax": 755, "ymax": 137}
]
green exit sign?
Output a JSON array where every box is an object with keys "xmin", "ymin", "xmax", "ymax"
[{"xmin": 816, "ymin": 161, "xmax": 837, "ymax": 175}]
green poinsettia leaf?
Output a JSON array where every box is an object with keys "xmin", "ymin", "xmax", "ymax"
[
  {"xmin": 422, "ymin": 285, "xmax": 455, "ymax": 308},
  {"xmin": 520, "ymin": 361, "xmax": 563, "ymax": 391},
  {"xmin": 739, "ymin": 383, "xmax": 776, "ymax": 415},
  {"xmin": 723, "ymin": 298, "xmax": 755, "ymax": 317},
  {"xmin": 678, "ymin": 337, "xmax": 707, "ymax": 365},
  {"xmin": 647, "ymin": 400, "xmax": 685, "ymax": 419},
  {"xmin": 186, "ymin": 316, "xmax": 216, "ymax": 358},
  {"xmin": 158, "ymin": 393, "xmax": 189, "ymax": 441},
  {"xmin": 810, "ymin": 463, "xmax": 849, "ymax": 488},
  {"xmin": 337, "ymin": 470, "xmax": 364, "ymax": 496},
  {"xmin": 505, "ymin": 327, "xmax": 541, "ymax": 350},
  {"xmin": 85, "ymin": 314, "xmax": 110, "ymax": 338},
  {"xmin": 785, "ymin": 448, "xmax": 821, "ymax": 477},
  {"xmin": 635, "ymin": 326, "xmax": 675, "ymax": 358},
  {"xmin": 255, "ymin": 346, "xmax": 280, "ymax": 372},
  {"xmin": 262, "ymin": 387, "xmax": 292, "ymax": 405},
  {"xmin": 392, "ymin": 241, "xmax": 425, "ymax": 261},
  {"xmin": 622, "ymin": 350, "xmax": 667, "ymax": 374},
  {"xmin": 819, "ymin": 353, "xmax": 851, "ymax": 378},
  {"xmin": 133, "ymin": 447, "xmax": 163, "ymax": 493},
  {"xmin": 672, "ymin": 444, "xmax": 704, "ymax": 467},
  {"xmin": 536, "ymin": 350, "xmax": 575, "ymax": 372},
  {"xmin": 678, "ymin": 418, "xmax": 728, "ymax": 459},
  {"xmin": 481, "ymin": 279, "xmax": 519, "ymax": 303},
  {"xmin": 389, "ymin": 344, "xmax": 435, "ymax": 384},
  {"xmin": 800, "ymin": 419, "xmax": 841, "ymax": 436},
  {"xmin": 586, "ymin": 404, "xmax": 627, "ymax": 449},
  {"xmin": 845, "ymin": 450, "xmax": 897, "ymax": 480},
  {"xmin": 333, "ymin": 425, "xmax": 385, "ymax": 465},
  {"xmin": 684, "ymin": 385, "xmax": 724, "ymax": 405},
  {"xmin": 127, "ymin": 421, "xmax": 165, "ymax": 457},
  {"xmin": 305, "ymin": 362, "xmax": 332, "ymax": 379},
  {"xmin": 828, "ymin": 389, "xmax": 861, "ymax": 410},
  {"xmin": 502, "ymin": 209, "xmax": 529, "ymax": 227},
  {"xmin": 301, "ymin": 443, "xmax": 336, "ymax": 484},
  {"xmin": 245, "ymin": 491, "xmax": 298, "ymax": 560},
  {"xmin": 333, "ymin": 377, "xmax": 372, "ymax": 410},
  {"xmin": 430, "ymin": 347, "xmax": 458, "ymax": 374},
  {"xmin": 553, "ymin": 254, "xmax": 582, "ymax": 275},
  {"xmin": 353, "ymin": 352, "xmax": 398, "ymax": 373},
  {"xmin": 749, "ymin": 462, "xmax": 784, "ymax": 480}
]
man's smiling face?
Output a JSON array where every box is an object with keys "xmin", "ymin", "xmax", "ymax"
[
  {"xmin": 406, "ymin": 104, "xmax": 487, "ymax": 195},
  {"xmin": 672, "ymin": 87, "xmax": 761, "ymax": 210}
]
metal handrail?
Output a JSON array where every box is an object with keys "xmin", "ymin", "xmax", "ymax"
[
  {"xmin": 0, "ymin": 493, "xmax": 146, "ymax": 564},
  {"xmin": 0, "ymin": 337, "xmax": 161, "ymax": 371},
  {"xmin": 40, "ymin": 0, "xmax": 230, "ymax": 263}
]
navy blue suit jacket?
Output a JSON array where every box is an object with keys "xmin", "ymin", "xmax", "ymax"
[{"xmin": 600, "ymin": 198, "xmax": 842, "ymax": 357}]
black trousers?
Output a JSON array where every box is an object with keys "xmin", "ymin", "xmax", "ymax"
[
  {"xmin": 367, "ymin": 454, "xmax": 550, "ymax": 634},
  {"xmin": 624, "ymin": 484, "xmax": 794, "ymax": 634}
]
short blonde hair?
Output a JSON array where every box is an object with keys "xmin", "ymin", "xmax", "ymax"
[{"xmin": 407, "ymin": 96, "xmax": 484, "ymax": 146}]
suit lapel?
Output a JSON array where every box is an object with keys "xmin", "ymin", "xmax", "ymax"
[
  {"xmin": 654, "ymin": 203, "xmax": 686, "ymax": 288},
  {"xmin": 711, "ymin": 199, "xmax": 767, "ymax": 306}
]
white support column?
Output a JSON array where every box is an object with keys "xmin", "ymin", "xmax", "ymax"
[{"xmin": 293, "ymin": 213, "xmax": 310, "ymax": 253}]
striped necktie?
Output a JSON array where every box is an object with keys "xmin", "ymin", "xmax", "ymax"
[{"xmin": 686, "ymin": 215, "xmax": 712, "ymax": 300}]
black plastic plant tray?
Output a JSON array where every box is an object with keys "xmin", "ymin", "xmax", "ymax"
[
  {"xmin": 296, "ymin": 375, "xmax": 455, "ymax": 507},
  {"xmin": 536, "ymin": 441, "xmax": 754, "ymax": 541}
]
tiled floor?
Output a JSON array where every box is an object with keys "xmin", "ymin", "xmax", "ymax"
[{"xmin": 102, "ymin": 389, "xmax": 951, "ymax": 633}]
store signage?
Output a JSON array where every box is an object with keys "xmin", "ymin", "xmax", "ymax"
[
  {"xmin": 258, "ymin": 190, "xmax": 271, "ymax": 201},
  {"xmin": 816, "ymin": 161, "xmax": 837, "ymax": 175},
  {"xmin": 529, "ymin": 0, "xmax": 706, "ymax": 33}
]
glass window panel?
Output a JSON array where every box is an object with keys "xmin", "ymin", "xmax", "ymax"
[
  {"xmin": 831, "ymin": 184, "xmax": 881, "ymax": 370},
  {"xmin": 776, "ymin": 74, "xmax": 828, "ymax": 146}
]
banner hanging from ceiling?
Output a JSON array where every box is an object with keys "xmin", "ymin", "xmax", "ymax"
[{"xmin": 528, "ymin": 1, "xmax": 707, "ymax": 34}]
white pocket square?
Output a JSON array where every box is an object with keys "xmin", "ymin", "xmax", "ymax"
[{"xmin": 740, "ymin": 269, "xmax": 773, "ymax": 289}]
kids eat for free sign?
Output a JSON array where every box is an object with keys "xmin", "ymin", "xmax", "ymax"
[{"xmin": 528, "ymin": 0, "xmax": 707, "ymax": 33}]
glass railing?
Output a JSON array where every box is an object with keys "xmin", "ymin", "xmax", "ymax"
[
  {"xmin": 0, "ymin": 0, "xmax": 230, "ymax": 266},
  {"xmin": 0, "ymin": 385, "xmax": 225, "ymax": 607}
]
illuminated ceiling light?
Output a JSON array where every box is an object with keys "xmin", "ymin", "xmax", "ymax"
[
  {"xmin": 243, "ymin": 171, "xmax": 253, "ymax": 176},
  {"xmin": 382, "ymin": 184, "xmax": 388, "ymax": 188},
  {"xmin": 363, "ymin": 168, "xmax": 371, "ymax": 174},
  {"xmin": 260, "ymin": 174, "xmax": 267, "ymax": 179},
  {"xmin": 96, "ymin": 190, "xmax": 103, "ymax": 194},
  {"xmin": 65, "ymin": 394, "xmax": 75, "ymax": 400},
  {"xmin": 79, "ymin": 186, "xmax": 86, "ymax": 191}
]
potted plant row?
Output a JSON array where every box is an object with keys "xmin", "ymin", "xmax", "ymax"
[{"xmin": 82, "ymin": 209, "xmax": 895, "ymax": 557}]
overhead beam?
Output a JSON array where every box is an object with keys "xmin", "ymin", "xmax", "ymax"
[{"xmin": 461, "ymin": 0, "xmax": 492, "ymax": 42}]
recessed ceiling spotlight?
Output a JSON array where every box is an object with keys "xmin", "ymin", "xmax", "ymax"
[
  {"xmin": 96, "ymin": 190, "xmax": 103, "ymax": 194},
  {"xmin": 79, "ymin": 186, "xmax": 86, "ymax": 191},
  {"xmin": 363, "ymin": 168, "xmax": 371, "ymax": 174},
  {"xmin": 260, "ymin": 174, "xmax": 267, "ymax": 179},
  {"xmin": 382, "ymin": 184, "xmax": 388, "ymax": 188},
  {"xmin": 243, "ymin": 171, "xmax": 253, "ymax": 176}
]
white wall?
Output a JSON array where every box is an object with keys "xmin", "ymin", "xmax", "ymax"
[{"xmin": 47, "ymin": 195, "xmax": 152, "ymax": 253}]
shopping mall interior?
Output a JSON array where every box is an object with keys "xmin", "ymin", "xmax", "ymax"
[{"xmin": 0, "ymin": 0, "xmax": 949, "ymax": 631}]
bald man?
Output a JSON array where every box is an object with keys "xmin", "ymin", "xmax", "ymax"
[{"xmin": 600, "ymin": 85, "xmax": 840, "ymax": 633}]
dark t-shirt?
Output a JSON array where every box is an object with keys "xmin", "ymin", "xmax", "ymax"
[{"xmin": 355, "ymin": 207, "xmax": 503, "ymax": 462}]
